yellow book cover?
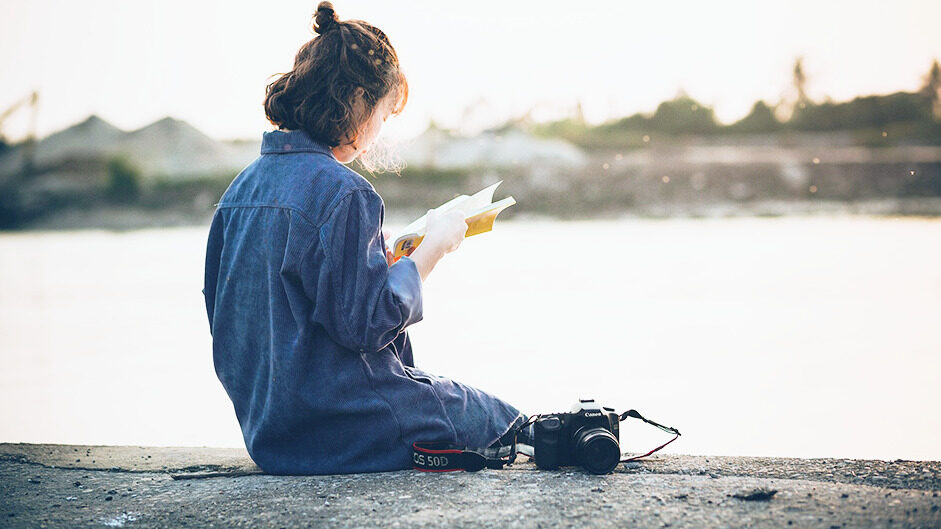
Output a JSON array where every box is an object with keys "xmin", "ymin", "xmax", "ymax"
[{"xmin": 390, "ymin": 181, "xmax": 515, "ymax": 261}]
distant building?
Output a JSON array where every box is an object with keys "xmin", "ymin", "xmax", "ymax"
[{"xmin": 399, "ymin": 123, "xmax": 587, "ymax": 170}]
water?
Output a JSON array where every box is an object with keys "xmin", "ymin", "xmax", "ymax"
[{"xmin": 0, "ymin": 217, "xmax": 938, "ymax": 461}]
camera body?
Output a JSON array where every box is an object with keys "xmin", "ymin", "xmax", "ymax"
[{"xmin": 532, "ymin": 399, "xmax": 622, "ymax": 474}]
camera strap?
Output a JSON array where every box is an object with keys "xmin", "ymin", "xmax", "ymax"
[
  {"xmin": 412, "ymin": 442, "xmax": 516, "ymax": 472},
  {"xmin": 618, "ymin": 409, "xmax": 682, "ymax": 462},
  {"xmin": 413, "ymin": 408, "xmax": 681, "ymax": 472}
]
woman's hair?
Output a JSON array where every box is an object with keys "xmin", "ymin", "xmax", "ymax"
[{"xmin": 264, "ymin": 2, "xmax": 408, "ymax": 150}]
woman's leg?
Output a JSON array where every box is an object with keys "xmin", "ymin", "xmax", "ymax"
[{"xmin": 488, "ymin": 414, "xmax": 534, "ymax": 448}]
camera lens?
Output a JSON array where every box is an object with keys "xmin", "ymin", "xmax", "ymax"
[{"xmin": 574, "ymin": 428, "xmax": 620, "ymax": 475}]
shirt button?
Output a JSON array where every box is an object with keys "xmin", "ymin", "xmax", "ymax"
[{"xmin": 284, "ymin": 143, "xmax": 292, "ymax": 151}]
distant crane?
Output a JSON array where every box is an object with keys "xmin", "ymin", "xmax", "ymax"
[{"xmin": 0, "ymin": 91, "xmax": 40, "ymax": 173}]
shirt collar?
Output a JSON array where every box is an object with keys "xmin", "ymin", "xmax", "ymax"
[{"xmin": 261, "ymin": 129, "xmax": 335, "ymax": 156}]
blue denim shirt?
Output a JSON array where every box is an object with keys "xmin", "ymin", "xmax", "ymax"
[{"xmin": 203, "ymin": 130, "xmax": 521, "ymax": 475}]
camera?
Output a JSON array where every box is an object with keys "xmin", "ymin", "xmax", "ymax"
[{"xmin": 532, "ymin": 399, "xmax": 622, "ymax": 474}]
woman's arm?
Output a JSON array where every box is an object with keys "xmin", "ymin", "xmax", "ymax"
[{"xmin": 305, "ymin": 188, "xmax": 424, "ymax": 353}]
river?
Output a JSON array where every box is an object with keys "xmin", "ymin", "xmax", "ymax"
[{"xmin": 0, "ymin": 216, "xmax": 938, "ymax": 461}]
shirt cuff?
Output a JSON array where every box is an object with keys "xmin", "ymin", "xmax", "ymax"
[{"xmin": 388, "ymin": 256, "xmax": 423, "ymax": 329}]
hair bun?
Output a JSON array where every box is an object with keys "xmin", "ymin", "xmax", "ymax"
[{"xmin": 314, "ymin": 2, "xmax": 339, "ymax": 34}]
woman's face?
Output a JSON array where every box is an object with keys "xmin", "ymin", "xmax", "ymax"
[{"xmin": 331, "ymin": 92, "xmax": 395, "ymax": 163}]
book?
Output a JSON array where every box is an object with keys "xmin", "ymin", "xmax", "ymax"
[{"xmin": 390, "ymin": 180, "xmax": 516, "ymax": 261}]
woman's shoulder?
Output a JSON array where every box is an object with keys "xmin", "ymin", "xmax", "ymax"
[
  {"xmin": 301, "ymin": 163, "xmax": 381, "ymax": 226},
  {"xmin": 220, "ymin": 130, "xmax": 381, "ymax": 227}
]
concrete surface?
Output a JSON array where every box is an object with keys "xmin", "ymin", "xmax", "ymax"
[{"xmin": 1, "ymin": 443, "xmax": 939, "ymax": 528}]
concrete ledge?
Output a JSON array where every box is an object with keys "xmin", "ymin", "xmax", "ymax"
[
  {"xmin": 0, "ymin": 443, "xmax": 260, "ymax": 476},
  {"xmin": 2, "ymin": 443, "xmax": 939, "ymax": 528}
]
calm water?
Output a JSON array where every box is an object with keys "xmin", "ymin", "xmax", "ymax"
[{"xmin": 0, "ymin": 217, "xmax": 939, "ymax": 461}]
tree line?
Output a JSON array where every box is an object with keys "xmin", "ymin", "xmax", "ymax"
[{"xmin": 532, "ymin": 58, "xmax": 941, "ymax": 146}]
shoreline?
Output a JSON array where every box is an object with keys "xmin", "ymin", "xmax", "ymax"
[{"xmin": 3, "ymin": 198, "xmax": 941, "ymax": 234}]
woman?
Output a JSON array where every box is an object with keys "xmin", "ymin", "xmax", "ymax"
[{"xmin": 202, "ymin": 2, "xmax": 523, "ymax": 474}]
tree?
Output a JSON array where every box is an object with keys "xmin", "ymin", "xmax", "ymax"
[
  {"xmin": 728, "ymin": 101, "xmax": 781, "ymax": 133},
  {"xmin": 106, "ymin": 156, "xmax": 142, "ymax": 203},
  {"xmin": 648, "ymin": 96, "xmax": 718, "ymax": 134},
  {"xmin": 599, "ymin": 113, "xmax": 648, "ymax": 132},
  {"xmin": 779, "ymin": 56, "xmax": 812, "ymax": 123},
  {"xmin": 789, "ymin": 92, "xmax": 929, "ymax": 131},
  {"xmin": 921, "ymin": 59, "xmax": 941, "ymax": 120},
  {"xmin": 793, "ymin": 56, "xmax": 809, "ymax": 107}
]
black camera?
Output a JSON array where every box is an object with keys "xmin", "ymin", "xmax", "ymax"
[{"xmin": 532, "ymin": 399, "xmax": 622, "ymax": 474}]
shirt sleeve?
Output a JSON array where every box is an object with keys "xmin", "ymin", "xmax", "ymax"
[{"xmin": 306, "ymin": 187, "xmax": 423, "ymax": 353}]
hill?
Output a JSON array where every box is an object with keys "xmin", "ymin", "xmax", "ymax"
[{"xmin": 0, "ymin": 115, "xmax": 260, "ymax": 182}]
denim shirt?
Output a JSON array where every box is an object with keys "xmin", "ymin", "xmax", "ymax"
[{"xmin": 203, "ymin": 130, "xmax": 521, "ymax": 475}]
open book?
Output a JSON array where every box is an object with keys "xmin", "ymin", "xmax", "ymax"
[{"xmin": 390, "ymin": 181, "xmax": 516, "ymax": 261}]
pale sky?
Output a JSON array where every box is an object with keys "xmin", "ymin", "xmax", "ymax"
[{"xmin": 1, "ymin": 0, "xmax": 939, "ymax": 142}]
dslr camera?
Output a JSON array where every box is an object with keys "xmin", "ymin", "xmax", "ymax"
[{"xmin": 532, "ymin": 399, "xmax": 622, "ymax": 474}]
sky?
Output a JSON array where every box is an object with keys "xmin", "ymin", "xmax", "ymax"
[{"xmin": 1, "ymin": 0, "xmax": 939, "ymax": 142}]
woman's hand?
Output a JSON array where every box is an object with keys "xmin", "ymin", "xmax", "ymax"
[
  {"xmin": 423, "ymin": 208, "xmax": 466, "ymax": 255},
  {"xmin": 383, "ymin": 229, "xmax": 394, "ymax": 266},
  {"xmin": 407, "ymin": 208, "xmax": 467, "ymax": 281}
]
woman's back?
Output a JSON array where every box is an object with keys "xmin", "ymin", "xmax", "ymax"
[{"xmin": 203, "ymin": 130, "xmax": 520, "ymax": 474}]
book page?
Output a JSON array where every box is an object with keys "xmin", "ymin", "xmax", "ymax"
[
  {"xmin": 451, "ymin": 181, "xmax": 502, "ymax": 216},
  {"xmin": 396, "ymin": 194, "xmax": 469, "ymax": 238},
  {"xmin": 465, "ymin": 196, "xmax": 516, "ymax": 237},
  {"xmin": 393, "ymin": 181, "xmax": 503, "ymax": 239},
  {"xmin": 390, "ymin": 180, "xmax": 513, "ymax": 261}
]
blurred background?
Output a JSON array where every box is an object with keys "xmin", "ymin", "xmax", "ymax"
[{"xmin": 1, "ymin": 0, "xmax": 939, "ymax": 461}]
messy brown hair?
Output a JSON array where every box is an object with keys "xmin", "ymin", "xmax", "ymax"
[{"xmin": 264, "ymin": 2, "xmax": 408, "ymax": 149}]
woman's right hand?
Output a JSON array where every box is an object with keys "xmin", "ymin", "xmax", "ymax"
[
  {"xmin": 422, "ymin": 208, "xmax": 467, "ymax": 256},
  {"xmin": 408, "ymin": 207, "xmax": 466, "ymax": 282}
]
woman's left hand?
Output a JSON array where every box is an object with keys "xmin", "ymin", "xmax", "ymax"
[{"xmin": 383, "ymin": 229, "xmax": 394, "ymax": 266}]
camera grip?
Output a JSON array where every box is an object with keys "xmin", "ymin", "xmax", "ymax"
[{"xmin": 533, "ymin": 416, "xmax": 562, "ymax": 470}]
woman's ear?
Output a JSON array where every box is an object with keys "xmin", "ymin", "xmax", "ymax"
[
  {"xmin": 341, "ymin": 87, "xmax": 370, "ymax": 148},
  {"xmin": 349, "ymin": 87, "xmax": 367, "ymax": 118}
]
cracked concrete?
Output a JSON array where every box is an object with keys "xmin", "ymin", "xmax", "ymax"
[{"xmin": 2, "ymin": 443, "xmax": 939, "ymax": 528}]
